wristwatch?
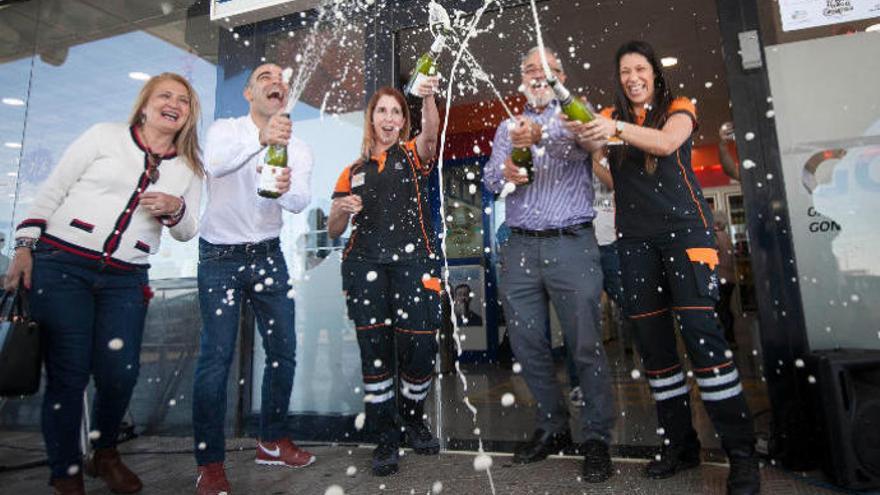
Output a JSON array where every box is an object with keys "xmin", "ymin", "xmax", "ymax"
[
  {"xmin": 614, "ymin": 120, "xmax": 626, "ymax": 137},
  {"xmin": 14, "ymin": 237, "xmax": 38, "ymax": 250}
]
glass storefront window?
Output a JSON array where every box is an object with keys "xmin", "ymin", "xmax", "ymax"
[{"xmin": 764, "ymin": 29, "xmax": 880, "ymax": 350}]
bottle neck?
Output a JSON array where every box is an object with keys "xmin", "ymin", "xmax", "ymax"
[
  {"xmin": 429, "ymin": 34, "xmax": 446, "ymax": 55},
  {"xmin": 548, "ymin": 77, "xmax": 572, "ymax": 105}
]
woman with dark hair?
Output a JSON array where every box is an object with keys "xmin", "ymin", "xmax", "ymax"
[
  {"xmin": 327, "ymin": 79, "xmax": 440, "ymax": 477},
  {"xmin": 4, "ymin": 72, "xmax": 203, "ymax": 494},
  {"xmin": 575, "ymin": 40, "xmax": 760, "ymax": 494}
]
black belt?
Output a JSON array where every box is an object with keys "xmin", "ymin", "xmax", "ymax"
[{"xmin": 509, "ymin": 222, "xmax": 592, "ymax": 238}]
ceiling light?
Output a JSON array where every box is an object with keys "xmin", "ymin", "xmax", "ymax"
[
  {"xmin": 866, "ymin": 23, "xmax": 880, "ymax": 32},
  {"xmin": 2, "ymin": 97, "xmax": 25, "ymax": 106},
  {"xmin": 129, "ymin": 71, "xmax": 151, "ymax": 81},
  {"xmin": 661, "ymin": 57, "xmax": 678, "ymax": 68},
  {"xmin": 4, "ymin": 142, "xmax": 22, "ymax": 149}
]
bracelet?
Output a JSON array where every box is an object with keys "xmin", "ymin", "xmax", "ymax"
[
  {"xmin": 168, "ymin": 198, "xmax": 185, "ymax": 220},
  {"xmin": 14, "ymin": 237, "xmax": 38, "ymax": 250},
  {"xmin": 160, "ymin": 197, "xmax": 186, "ymax": 227}
]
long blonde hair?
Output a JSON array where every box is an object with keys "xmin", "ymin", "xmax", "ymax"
[
  {"xmin": 128, "ymin": 72, "xmax": 204, "ymax": 177},
  {"xmin": 361, "ymin": 86, "xmax": 411, "ymax": 160}
]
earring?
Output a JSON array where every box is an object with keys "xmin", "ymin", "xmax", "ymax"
[{"xmin": 139, "ymin": 113, "xmax": 146, "ymax": 124}]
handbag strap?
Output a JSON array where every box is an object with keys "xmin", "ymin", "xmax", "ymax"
[{"xmin": 0, "ymin": 287, "xmax": 28, "ymax": 320}]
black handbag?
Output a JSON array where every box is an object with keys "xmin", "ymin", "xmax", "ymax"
[{"xmin": 0, "ymin": 288, "xmax": 42, "ymax": 396}]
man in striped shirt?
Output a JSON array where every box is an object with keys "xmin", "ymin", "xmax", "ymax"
[{"xmin": 482, "ymin": 47, "xmax": 614, "ymax": 483}]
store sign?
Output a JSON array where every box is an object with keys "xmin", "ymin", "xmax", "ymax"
[
  {"xmin": 779, "ymin": 0, "xmax": 880, "ymax": 31},
  {"xmin": 765, "ymin": 32, "xmax": 880, "ymax": 351},
  {"xmin": 211, "ymin": 0, "xmax": 321, "ymax": 25}
]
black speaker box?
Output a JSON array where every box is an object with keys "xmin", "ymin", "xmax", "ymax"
[{"xmin": 807, "ymin": 349, "xmax": 880, "ymax": 490}]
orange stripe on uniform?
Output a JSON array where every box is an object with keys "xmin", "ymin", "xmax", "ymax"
[
  {"xmin": 404, "ymin": 139, "xmax": 433, "ymax": 175},
  {"xmin": 672, "ymin": 305, "xmax": 715, "ymax": 312},
  {"xmin": 333, "ymin": 164, "xmax": 353, "ymax": 196},
  {"xmin": 395, "ymin": 327, "xmax": 438, "ymax": 335},
  {"xmin": 630, "ymin": 308, "xmax": 669, "ymax": 320},
  {"xmin": 693, "ymin": 361, "xmax": 734, "ymax": 373},
  {"xmin": 668, "ymin": 97, "xmax": 697, "ymax": 130},
  {"xmin": 675, "ymin": 149, "xmax": 708, "ymax": 228},
  {"xmin": 685, "ymin": 247, "xmax": 719, "ymax": 270},
  {"xmin": 645, "ymin": 363, "xmax": 682, "ymax": 376},
  {"xmin": 402, "ymin": 145, "xmax": 435, "ymax": 258},
  {"xmin": 421, "ymin": 276, "xmax": 441, "ymax": 293},
  {"xmin": 356, "ymin": 322, "xmax": 389, "ymax": 331}
]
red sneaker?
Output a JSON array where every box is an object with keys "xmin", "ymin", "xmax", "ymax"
[
  {"xmin": 255, "ymin": 438, "xmax": 316, "ymax": 468},
  {"xmin": 196, "ymin": 462, "xmax": 230, "ymax": 495}
]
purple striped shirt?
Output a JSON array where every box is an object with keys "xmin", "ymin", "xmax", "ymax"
[{"xmin": 483, "ymin": 101, "xmax": 596, "ymax": 230}]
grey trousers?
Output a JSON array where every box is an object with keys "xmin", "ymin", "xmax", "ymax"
[{"xmin": 499, "ymin": 226, "xmax": 615, "ymax": 442}]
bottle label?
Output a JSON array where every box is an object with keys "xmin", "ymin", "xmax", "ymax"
[
  {"xmin": 259, "ymin": 165, "xmax": 280, "ymax": 193},
  {"xmin": 409, "ymin": 73, "xmax": 430, "ymax": 96}
]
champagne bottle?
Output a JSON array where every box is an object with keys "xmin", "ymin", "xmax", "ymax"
[
  {"xmin": 547, "ymin": 77, "xmax": 595, "ymax": 122},
  {"xmin": 258, "ymin": 116, "xmax": 289, "ymax": 199},
  {"xmin": 405, "ymin": 34, "xmax": 446, "ymax": 96},
  {"xmin": 511, "ymin": 146, "xmax": 533, "ymax": 183}
]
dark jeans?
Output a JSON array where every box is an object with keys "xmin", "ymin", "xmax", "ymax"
[
  {"xmin": 192, "ymin": 238, "xmax": 297, "ymax": 465},
  {"xmin": 30, "ymin": 247, "xmax": 149, "ymax": 481}
]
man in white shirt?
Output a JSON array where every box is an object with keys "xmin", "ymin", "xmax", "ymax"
[{"xmin": 192, "ymin": 63, "xmax": 314, "ymax": 495}]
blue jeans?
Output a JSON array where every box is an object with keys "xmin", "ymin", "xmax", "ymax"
[
  {"xmin": 192, "ymin": 238, "xmax": 297, "ymax": 465},
  {"xmin": 30, "ymin": 246, "xmax": 149, "ymax": 481}
]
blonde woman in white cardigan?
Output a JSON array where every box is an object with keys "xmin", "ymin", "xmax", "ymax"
[{"xmin": 4, "ymin": 72, "xmax": 204, "ymax": 495}]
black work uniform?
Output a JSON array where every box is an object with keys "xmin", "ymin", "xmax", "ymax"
[
  {"xmin": 332, "ymin": 138, "xmax": 441, "ymax": 447},
  {"xmin": 604, "ymin": 98, "xmax": 755, "ymax": 452}
]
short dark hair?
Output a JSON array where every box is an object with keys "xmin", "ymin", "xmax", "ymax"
[{"xmin": 245, "ymin": 63, "xmax": 281, "ymax": 89}]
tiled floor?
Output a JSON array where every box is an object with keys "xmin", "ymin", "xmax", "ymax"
[
  {"xmin": 1, "ymin": 311, "xmax": 864, "ymax": 493},
  {"xmin": 0, "ymin": 432, "xmax": 855, "ymax": 494}
]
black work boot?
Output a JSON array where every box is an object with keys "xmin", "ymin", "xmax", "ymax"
[
  {"xmin": 403, "ymin": 418, "xmax": 440, "ymax": 455},
  {"xmin": 371, "ymin": 442, "xmax": 400, "ymax": 477},
  {"xmin": 581, "ymin": 439, "xmax": 613, "ymax": 483},
  {"xmin": 644, "ymin": 435, "xmax": 701, "ymax": 479},
  {"xmin": 726, "ymin": 446, "xmax": 760, "ymax": 495}
]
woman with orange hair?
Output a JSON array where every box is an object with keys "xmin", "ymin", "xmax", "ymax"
[{"xmin": 328, "ymin": 78, "xmax": 440, "ymax": 477}]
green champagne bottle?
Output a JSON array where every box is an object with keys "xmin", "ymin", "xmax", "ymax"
[
  {"xmin": 548, "ymin": 77, "xmax": 595, "ymax": 122},
  {"xmin": 405, "ymin": 34, "xmax": 446, "ymax": 96},
  {"xmin": 258, "ymin": 116, "xmax": 289, "ymax": 199},
  {"xmin": 511, "ymin": 146, "xmax": 533, "ymax": 183}
]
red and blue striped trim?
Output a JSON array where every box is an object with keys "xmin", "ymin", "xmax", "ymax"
[{"xmin": 40, "ymin": 234, "xmax": 148, "ymax": 271}]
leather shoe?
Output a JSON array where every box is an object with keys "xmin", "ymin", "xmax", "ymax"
[
  {"xmin": 52, "ymin": 473, "xmax": 85, "ymax": 495},
  {"xmin": 513, "ymin": 428, "xmax": 572, "ymax": 464},
  {"xmin": 85, "ymin": 447, "xmax": 143, "ymax": 493}
]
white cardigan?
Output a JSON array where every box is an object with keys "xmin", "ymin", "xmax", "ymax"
[{"xmin": 15, "ymin": 122, "xmax": 202, "ymax": 269}]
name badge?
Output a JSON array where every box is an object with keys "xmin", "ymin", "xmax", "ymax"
[{"xmin": 352, "ymin": 172, "xmax": 365, "ymax": 188}]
